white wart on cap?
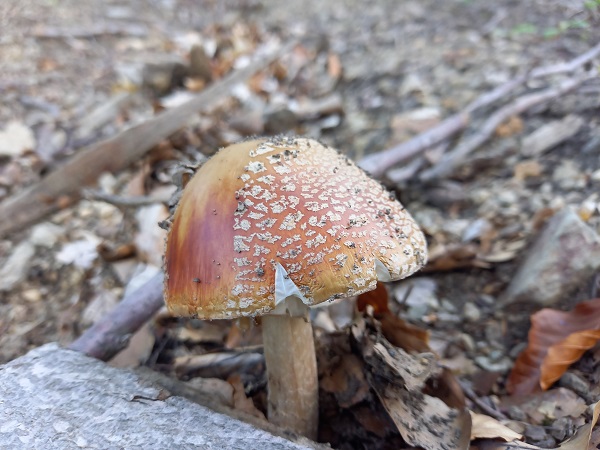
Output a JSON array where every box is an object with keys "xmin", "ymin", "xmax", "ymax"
[{"xmin": 164, "ymin": 137, "xmax": 427, "ymax": 319}]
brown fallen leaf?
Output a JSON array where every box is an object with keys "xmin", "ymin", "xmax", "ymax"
[
  {"xmin": 353, "ymin": 315, "xmax": 470, "ymax": 450},
  {"xmin": 357, "ymin": 282, "xmax": 430, "ymax": 353},
  {"xmin": 228, "ymin": 374, "xmax": 266, "ymax": 420},
  {"xmin": 470, "ymin": 411, "xmax": 522, "ymax": 441},
  {"xmin": 424, "ymin": 243, "xmax": 491, "ymax": 272},
  {"xmin": 474, "ymin": 401, "xmax": 600, "ymax": 450},
  {"xmin": 495, "ymin": 115, "xmax": 523, "ymax": 138},
  {"xmin": 320, "ymin": 353, "xmax": 370, "ymax": 408},
  {"xmin": 507, "ymin": 298, "xmax": 600, "ymax": 395}
]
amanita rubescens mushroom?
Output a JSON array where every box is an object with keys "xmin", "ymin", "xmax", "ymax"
[{"xmin": 164, "ymin": 137, "xmax": 427, "ymax": 439}]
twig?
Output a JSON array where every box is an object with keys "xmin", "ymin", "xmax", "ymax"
[
  {"xmin": 0, "ymin": 39, "xmax": 297, "ymax": 238},
  {"xmin": 31, "ymin": 23, "xmax": 149, "ymax": 39},
  {"xmin": 83, "ymin": 188, "xmax": 171, "ymax": 208},
  {"xmin": 69, "ymin": 272, "xmax": 164, "ymax": 360},
  {"xmin": 419, "ymin": 75, "xmax": 590, "ymax": 181},
  {"xmin": 357, "ymin": 41, "xmax": 600, "ymax": 178},
  {"xmin": 459, "ymin": 380, "xmax": 508, "ymax": 421}
]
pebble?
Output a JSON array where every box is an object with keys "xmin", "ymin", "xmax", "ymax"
[
  {"xmin": 553, "ymin": 160, "xmax": 585, "ymax": 190},
  {"xmin": 558, "ymin": 372, "xmax": 590, "ymax": 398},
  {"xmin": 29, "ymin": 223, "xmax": 64, "ymax": 248},
  {"xmin": 463, "ymin": 302, "xmax": 481, "ymax": 322},
  {"xmin": 508, "ymin": 342, "xmax": 527, "ymax": 359},
  {"xmin": 0, "ymin": 241, "xmax": 35, "ymax": 291},
  {"xmin": 440, "ymin": 299, "xmax": 457, "ymax": 313},
  {"xmin": 474, "ymin": 355, "xmax": 512, "ymax": 373},
  {"xmin": 22, "ymin": 289, "xmax": 42, "ymax": 303},
  {"xmin": 506, "ymin": 406, "xmax": 526, "ymax": 421}
]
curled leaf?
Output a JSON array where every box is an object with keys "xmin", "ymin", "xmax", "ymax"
[
  {"xmin": 507, "ymin": 298, "xmax": 600, "ymax": 395},
  {"xmin": 541, "ymin": 329, "xmax": 600, "ymax": 390}
]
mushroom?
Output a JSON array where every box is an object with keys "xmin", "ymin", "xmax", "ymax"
[{"xmin": 164, "ymin": 137, "xmax": 427, "ymax": 439}]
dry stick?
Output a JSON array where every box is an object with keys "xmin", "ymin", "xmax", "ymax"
[
  {"xmin": 357, "ymin": 41, "xmax": 600, "ymax": 178},
  {"xmin": 419, "ymin": 75, "xmax": 590, "ymax": 182},
  {"xmin": 0, "ymin": 39, "xmax": 296, "ymax": 239},
  {"xmin": 69, "ymin": 272, "xmax": 164, "ymax": 360},
  {"xmin": 83, "ymin": 188, "xmax": 171, "ymax": 208}
]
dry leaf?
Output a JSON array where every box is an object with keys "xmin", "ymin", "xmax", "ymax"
[
  {"xmin": 109, "ymin": 322, "xmax": 155, "ymax": 368},
  {"xmin": 320, "ymin": 353, "xmax": 370, "ymax": 408},
  {"xmin": 507, "ymin": 298, "xmax": 600, "ymax": 395},
  {"xmin": 424, "ymin": 243, "xmax": 491, "ymax": 272},
  {"xmin": 357, "ymin": 283, "xmax": 430, "ymax": 352},
  {"xmin": 228, "ymin": 375, "xmax": 265, "ymax": 420},
  {"xmin": 474, "ymin": 402, "xmax": 600, "ymax": 450},
  {"xmin": 495, "ymin": 115, "xmax": 523, "ymax": 138},
  {"xmin": 541, "ymin": 329, "xmax": 600, "ymax": 390},
  {"xmin": 356, "ymin": 282, "xmax": 390, "ymax": 314},
  {"xmin": 513, "ymin": 160, "xmax": 542, "ymax": 181},
  {"xmin": 470, "ymin": 411, "xmax": 522, "ymax": 441},
  {"xmin": 355, "ymin": 318, "xmax": 470, "ymax": 450}
]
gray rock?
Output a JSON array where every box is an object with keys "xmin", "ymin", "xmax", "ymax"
[
  {"xmin": 0, "ymin": 241, "xmax": 35, "ymax": 291},
  {"xmin": 0, "ymin": 344, "xmax": 312, "ymax": 450},
  {"xmin": 500, "ymin": 208, "xmax": 600, "ymax": 307}
]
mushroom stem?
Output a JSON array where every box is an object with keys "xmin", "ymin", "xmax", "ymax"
[{"xmin": 262, "ymin": 314, "xmax": 318, "ymax": 440}]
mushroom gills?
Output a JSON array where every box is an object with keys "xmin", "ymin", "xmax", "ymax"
[{"xmin": 270, "ymin": 262, "xmax": 311, "ymax": 318}]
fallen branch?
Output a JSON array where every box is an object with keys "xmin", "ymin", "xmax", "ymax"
[
  {"xmin": 419, "ymin": 75, "xmax": 591, "ymax": 181},
  {"xmin": 69, "ymin": 272, "xmax": 164, "ymax": 360},
  {"xmin": 0, "ymin": 39, "xmax": 296, "ymax": 238},
  {"xmin": 357, "ymin": 41, "xmax": 600, "ymax": 178},
  {"xmin": 83, "ymin": 188, "xmax": 171, "ymax": 208}
]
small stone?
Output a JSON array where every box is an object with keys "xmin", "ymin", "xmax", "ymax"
[
  {"xmin": 549, "ymin": 417, "xmax": 572, "ymax": 441},
  {"xmin": 477, "ymin": 295, "xmax": 495, "ymax": 307},
  {"xmin": 29, "ymin": 222, "xmax": 64, "ymax": 248},
  {"xmin": 22, "ymin": 289, "xmax": 42, "ymax": 302},
  {"xmin": 440, "ymin": 299, "xmax": 457, "ymax": 313},
  {"xmin": 436, "ymin": 312, "xmax": 462, "ymax": 323},
  {"xmin": 501, "ymin": 208, "xmax": 600, "ymax": 307},
  {"xmin": 507, "ymin": 405, "xmax": 526, "ymax": 421},
  {"xmin": 263, "ymin": 109, "xmax": 299, "ymax": 134},
  {"xmin": 457, "ymin": 333, "xmax": 476, "ymax": 352},
  {"xmin": 474, "ymin": 355, "xmax": 512, "ymax": 373},
  {"xmin": 0, "ymin": 241, "xmax": 35, "ymax": 291},
  {"xmin": 508, "ymin": 342, "xmax": 527, "ymax": 359},
  {"xmin": 558, "ymin": 372, "xmax": 590, "ymax": 398},
  {"xmin": 463, "ymin": 302, "xmax": 481, "ymax": 322},
  {"xmin": 524, "ymin": 424, "xmax": 548, "ymax": 441},
  {"xmin": 553, "ymin": 160, "xmax": 585, "ymax": 190},
  {"xmin": 0, "ymin": 121, "xmax": 35, "ymax": 157}
]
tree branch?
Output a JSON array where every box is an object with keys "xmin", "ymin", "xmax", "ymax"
[
  {"xmin": 419, "ymin": 75, "xmax": 591, "ymax": 181},
  {"xmin": 69, "ymin": 272, "xmax": 164, "ymax": 360}
]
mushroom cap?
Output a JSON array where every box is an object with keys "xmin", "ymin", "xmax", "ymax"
[{"xmin": 164, "ymin": 137, "xmax": 427, "ymax": 319}]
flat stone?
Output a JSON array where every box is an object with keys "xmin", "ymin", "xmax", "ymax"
[
  {"xmin": 500, "ymin": 208, "xmax": 600, "ymax": 307},
  {"xmin": 0, "ymin": 344, "xmax": 312, "ymax": 449}
]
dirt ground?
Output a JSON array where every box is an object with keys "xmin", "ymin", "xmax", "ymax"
[{"xmin": 1, "ymin": 0, "xmax": 600, "ymax": 448}]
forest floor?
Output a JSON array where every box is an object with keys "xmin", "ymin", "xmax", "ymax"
[{"xmin": 1, "ymin": 0, "xmax": 600, "ymax": 448}]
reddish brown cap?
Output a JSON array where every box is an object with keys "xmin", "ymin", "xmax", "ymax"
[{"xmin": 164, "ymin": 137, "xmax": 427, "ymax": 319}]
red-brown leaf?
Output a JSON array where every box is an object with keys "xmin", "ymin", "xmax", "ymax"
[{"xmin": 507, "ymin": 298, "xmax": 600, "ymax": 395}]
